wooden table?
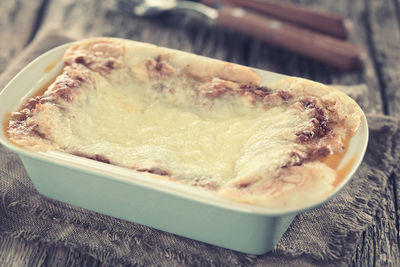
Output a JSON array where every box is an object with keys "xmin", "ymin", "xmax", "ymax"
[{"xmin": 0, "ymin": 0, "xmax": 399, "ymax": 265}]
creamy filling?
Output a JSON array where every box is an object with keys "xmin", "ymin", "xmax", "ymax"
[{"xmin": 36, "ymin": 73, "xmax": 307, "ymax": 186}]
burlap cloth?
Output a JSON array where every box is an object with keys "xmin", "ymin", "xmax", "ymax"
[{"xmin": 0, "ymin": 30, "xmax": 399, "ymax": 266}]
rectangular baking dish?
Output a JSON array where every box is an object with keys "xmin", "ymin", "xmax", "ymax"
[{"xmin": 0, "ymin": 42, "xmax": 369, "ymax": 255}]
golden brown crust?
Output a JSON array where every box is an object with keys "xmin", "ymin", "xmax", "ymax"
[{"xmin": 269, "ymin": 77, "xmax": 362, "ymax": 135}]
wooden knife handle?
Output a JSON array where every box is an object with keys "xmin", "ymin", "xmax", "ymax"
[
  {"xmin": 202, "ymin": 0, "xmax": 351, "ymax": 39},
  {"xmin": 216, "ymin": 6, "xmax": 365, "ymax": 70}
]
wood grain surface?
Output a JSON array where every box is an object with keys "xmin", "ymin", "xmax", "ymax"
[{"xmin": 0, "ymin": 0, "xmax": 399, "ymax": 266}]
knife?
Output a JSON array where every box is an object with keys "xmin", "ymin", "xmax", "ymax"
[
  {"xmin": 202, "ymin": 0, "xmax": 352, "ymax": 39},
  {"xmin": 203, "ymin": 3, "xmax": 365, "ymax": 70}
]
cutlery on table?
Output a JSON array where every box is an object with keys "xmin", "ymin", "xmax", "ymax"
[{"xmin": 118, "ymin": 0, "xmax": 365, "ymax": 70}]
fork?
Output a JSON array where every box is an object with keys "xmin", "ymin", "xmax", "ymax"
[{"xmin": 118, "ymin": 0, "xmax": 218, "ymax": 18}]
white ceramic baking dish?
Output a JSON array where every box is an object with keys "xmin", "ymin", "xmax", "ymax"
[{"xmin": 0, "ymin": 42, "xmax": 368, "ymax": 255}]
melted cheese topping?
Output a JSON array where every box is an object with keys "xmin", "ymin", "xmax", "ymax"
[{"xmin": 40, "ymin": 73, "xmax": 305, "ymax": 186}]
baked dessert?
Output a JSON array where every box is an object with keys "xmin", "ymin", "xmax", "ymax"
[{"xmin": 7, "ymin": 38, "xmax": 363, "ymax": 208}]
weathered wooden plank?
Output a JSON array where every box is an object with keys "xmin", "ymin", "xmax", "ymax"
[
  {"xmin": 394, "ymin": 0, "xmax": 400, "ymax": 39},
  {"xmin": 366, "ymin": 0, "xmax": 400, "ymax": 115},
  {"xmin": 0, "ymin": 0, "xmax": 47, "ymax": 74}
]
